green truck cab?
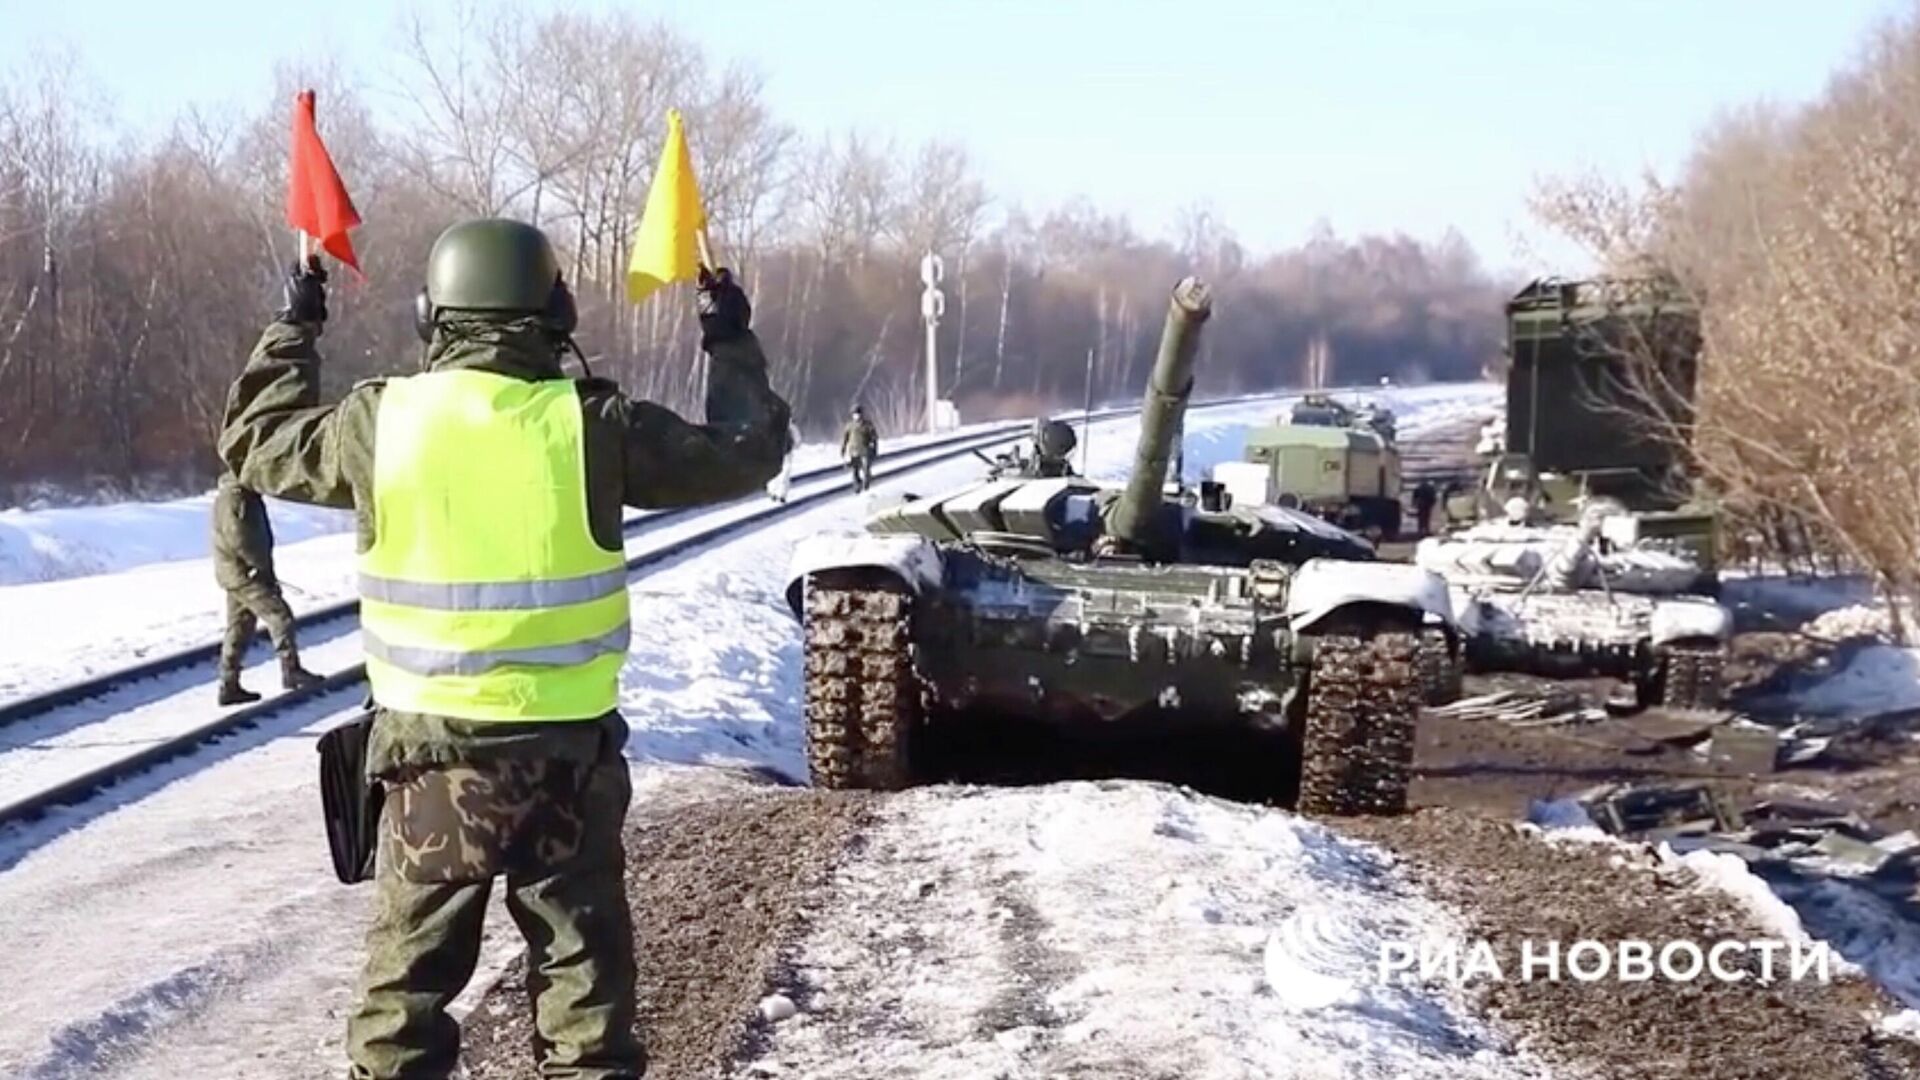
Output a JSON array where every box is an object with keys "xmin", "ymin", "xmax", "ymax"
[{"xmin": 1214, "ymin": 394, "xmax": 1404, "ymax": 539}]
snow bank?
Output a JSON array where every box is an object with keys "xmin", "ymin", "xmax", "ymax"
[
  {"xmin": 1719, "ymin": 573, "xmax": 1880, "ymax": 626},
  {"xmin": 741, "ymin": 783, "xmax": 1552, "ymax": 1079},
  {"xmin": 0, "ymin": 493, "xmax": 351, "ymax": 586},
  {"xmin": 1655, "ymin": 846, "xmax": 1823, "ymax": 947},
  {"xmin": 1804, "ymin": 603, "xmax": 1904, "ymax": 642},
  {"xmin": 1525, "ymin": 817, "xmax": 1920, "ymax": 1014},
  {"xmin": 1755, "ymin": 869, "xmax": 1920, "ymax": 1011}
]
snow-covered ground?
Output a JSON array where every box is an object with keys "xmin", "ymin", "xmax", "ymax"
[
  {"xmin": 1722, "ymin": 577, "xmax": 1920, "ymax": 719},
  {"xmin": 0, "ymin": 386, "xmax": 1528, "ymax": 1077},
  {"xmin": 741, "ymin": 783, "xmax": 1553, "ymax": 1079}
]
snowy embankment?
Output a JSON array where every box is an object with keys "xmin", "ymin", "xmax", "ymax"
[
  {"xmin": 0, "ymin": 495, "xmax": 351, "ymax": 587},
  {"xmin": 0, "ymin": 439, "xmax": 846, "ymax": 590},
  {"xmin": 0, "ymin": 419, "xmax": 1007, "ymax": 591},
  {"xmin": 741, "ymin": 783, "xmax": 1553, "ymax": 1080}
]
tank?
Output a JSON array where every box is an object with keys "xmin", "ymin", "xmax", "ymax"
[
  {"xmin": 1417, "ymin": 503, "xmax": 1729, "ymax": 709},
  {"xmin": 784, "ymin": 278, "xmax": 1458, "ymax": 815},
  {"xmin": 1418, "ymin": 277, "xmax": 1729, "ymax": 709},
  {"xmin": 1212, "ymin": 394, "xmax": 1405, "ymax": 540}
]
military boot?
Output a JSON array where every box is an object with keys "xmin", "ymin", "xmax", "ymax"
[
  {"xmin": 281, "ymin": 654, "xmax": 324, "ymax": 692},
  {"xmin": 218, "ymin": 674, "xmax": 262, "ymax": 706}
]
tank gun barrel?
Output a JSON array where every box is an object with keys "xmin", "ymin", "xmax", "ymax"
[{"xmin": 1107, "ymin": 276, "xmax": 1211, "ymax": 545}]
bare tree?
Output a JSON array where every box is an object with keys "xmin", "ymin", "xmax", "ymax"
[
  {"xmin": 0, "ymin": 4, "xmax": 1507, "ymax": 502},
  {"xmin": 1534, "ymin": 12, "xmax": 1920, "ymax": 626}
]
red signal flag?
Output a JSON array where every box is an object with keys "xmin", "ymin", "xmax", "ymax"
[{"xmin": 286, "ymin": 90, "xmax": 363, "ymax": 275}]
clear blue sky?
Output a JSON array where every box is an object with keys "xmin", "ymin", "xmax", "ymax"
[{"xmin": 2, "ymin": 0, "xmax": 1901, "ymax": 271}]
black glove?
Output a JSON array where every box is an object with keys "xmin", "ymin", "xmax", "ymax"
[
  {"xmin": 279, "ymin": 256, "xmax": 329, "ymax": 327},
  {"xmin": 696, "ymin": 266, "xmax": 751, "ymax": 339}
]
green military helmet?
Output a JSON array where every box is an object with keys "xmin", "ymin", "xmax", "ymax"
[
  {"xmin": 414, "ymin": 218, "xmax": 576, "ymax": 341},
  {"xmin": 1033, "ymin": 418, "xmax": 1077, "ymax": 460}
]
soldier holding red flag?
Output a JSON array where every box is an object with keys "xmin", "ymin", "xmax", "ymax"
[{"xmin": 222, "ymin": 95, "xmax": 790, "ymax": 1079}]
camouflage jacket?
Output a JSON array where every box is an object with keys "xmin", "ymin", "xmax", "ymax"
[
  {"xmin": 211, "ymin": 480, "xmax": 276, "ymax": 591},
  {"xmin": 219, "ymin": 313, "xmax": 791, "ymax": 775},
  {"xmin": 841, "ymin": 417, "xmax": 877, "ymax": 459}
]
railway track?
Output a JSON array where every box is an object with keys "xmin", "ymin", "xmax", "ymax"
[
  {"xmin": 0, "ymin": 420, "xmax": 1083, "ymax": 827},
  {"xmin": 0, "ymin": 421, "xmax": 1051, "ymax": 733}
]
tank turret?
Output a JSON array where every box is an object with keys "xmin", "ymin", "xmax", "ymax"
[{"xmin": 1106, "ymin": 276, "xmax": 1211, "ymax": 547}]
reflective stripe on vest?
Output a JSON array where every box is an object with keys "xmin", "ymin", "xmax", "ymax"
[{"xmin": 360, "ymin": 368, "xmax": 630, "ymax": 722}]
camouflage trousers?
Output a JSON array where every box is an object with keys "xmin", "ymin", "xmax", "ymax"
[
  {"xmin": 848, "ymin": 453, "xmax": 874, "ymax": 492},
  {"xmin": 344, "ymin": 733, "xmax": 642, "ymax": 1080},
  {"xmin": 218, "ymin": 580, "xmax": 301, "ymax": 676}
]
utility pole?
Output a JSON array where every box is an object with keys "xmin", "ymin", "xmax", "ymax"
[
  {"xmin": 920, "ymin": 251, "xmax": 946, "ymax": 432},
  {"xmin": 1081, "ymin": 345, "xmax": 1095, "ymax": 474}
]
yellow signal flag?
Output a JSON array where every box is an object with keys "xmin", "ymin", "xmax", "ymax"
[{"xmin": 626, "ymin": 108, "xmax": 710, "ymax": 303}]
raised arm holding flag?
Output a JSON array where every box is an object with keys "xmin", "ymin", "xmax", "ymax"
[
  {"xmin": 626, "ymin": 108, "xmax": 715, "ymax": 302},
  {"xmin": 219, "ymin": 93, "xmax": 791, "ymax": 1078},
  {"xmin": 286, "ymin": 90, "xmax": 362, "ymax": 275}
]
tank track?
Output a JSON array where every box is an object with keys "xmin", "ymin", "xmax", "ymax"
[
  {"xmin": 1417, "ymin": 627, "xmax": 1463, "ymax": 706},
  {"xmin": 802, "ymin": 575, "xmax": 920, "ymax": 790},
  {"xmin": 1655, "ymin": 641, "xmax": 1725, "ymax": 711},
  {"xmin": 1297, "ymin": 631, "xmax": 1422, "ymax": 816}
]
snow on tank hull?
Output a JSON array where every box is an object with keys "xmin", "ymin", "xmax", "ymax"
[
  {"xmin": 787, "ymin": 536, "xmax": 1450, "ymax": 728},
  {"xmin": 785, "ymin": 531, "xmax": 1454, "ymax": 813},
  {"xmin": 1417, "ymin": 519, "xmax": 1730, "ymax": 709}
]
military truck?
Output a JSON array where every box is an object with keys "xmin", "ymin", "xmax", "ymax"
[
  {"xmin": 784, "ymin": 278, "xmax": 1457, "ymax": 815},
  {"xmin": 1212, "ymin": 393, "xmax": 1404, "ymax": 539},
  {"xmin": 1419, "ymin": 277, "xmax": 1729, "ymax": 709}
]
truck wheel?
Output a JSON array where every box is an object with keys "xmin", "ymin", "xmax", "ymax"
[
  {"xmin": 1297, "ymin": 630, "xmax": 1422, "ymax": 815},
  {"xmin": 802, "ymin": 573, "xmax": 921, "ymax": 790}
]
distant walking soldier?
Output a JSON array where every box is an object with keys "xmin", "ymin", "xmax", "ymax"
[
  {"xmin": 212, "ymin": 473, "xmax": 322, "ymax": 704},
  {"xmin": 1411, "ymin": 479, "xmax": 1438, "ymax": 536},
  {"xmin": 841, "ymin": 404, "xmax": 878, "ymax": 492},
  {"xmin": 220, "ymin": 219, "xmax": 789, "ymax": 1080}
]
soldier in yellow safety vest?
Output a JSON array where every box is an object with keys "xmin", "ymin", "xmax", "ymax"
[{"xmin": 219, "ymin": 219, "xmax": 790, "ymax": 1080}]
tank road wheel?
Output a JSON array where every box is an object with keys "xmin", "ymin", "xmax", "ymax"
[
  {"xmin": 1651, "ymin": 641, "xmax": 1725, "ymax": 711},
  {"xmin": 1297, "ymin": 631, "xmax": 1422, "ymax": 816},
  {"xmin": 802, "ymin": 573, "xmax": 922, "ymax": 790},
  {"xmin": 1417, "ymin": 627, "xmax": 1463, "ymax": 706}
]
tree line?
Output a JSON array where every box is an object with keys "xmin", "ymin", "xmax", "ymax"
[
  {"xmin": 0, "ymin": 5, "xmax": 1505, "ymax": 504},
  {"xmin": 1536, "ymin": 8, "xmax": 1920, "ymax": 621}
]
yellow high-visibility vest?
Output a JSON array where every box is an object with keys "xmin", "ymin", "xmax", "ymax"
[{"xmin": 360, "ymin": 369, "xmax": 629, "ymax": 721}]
